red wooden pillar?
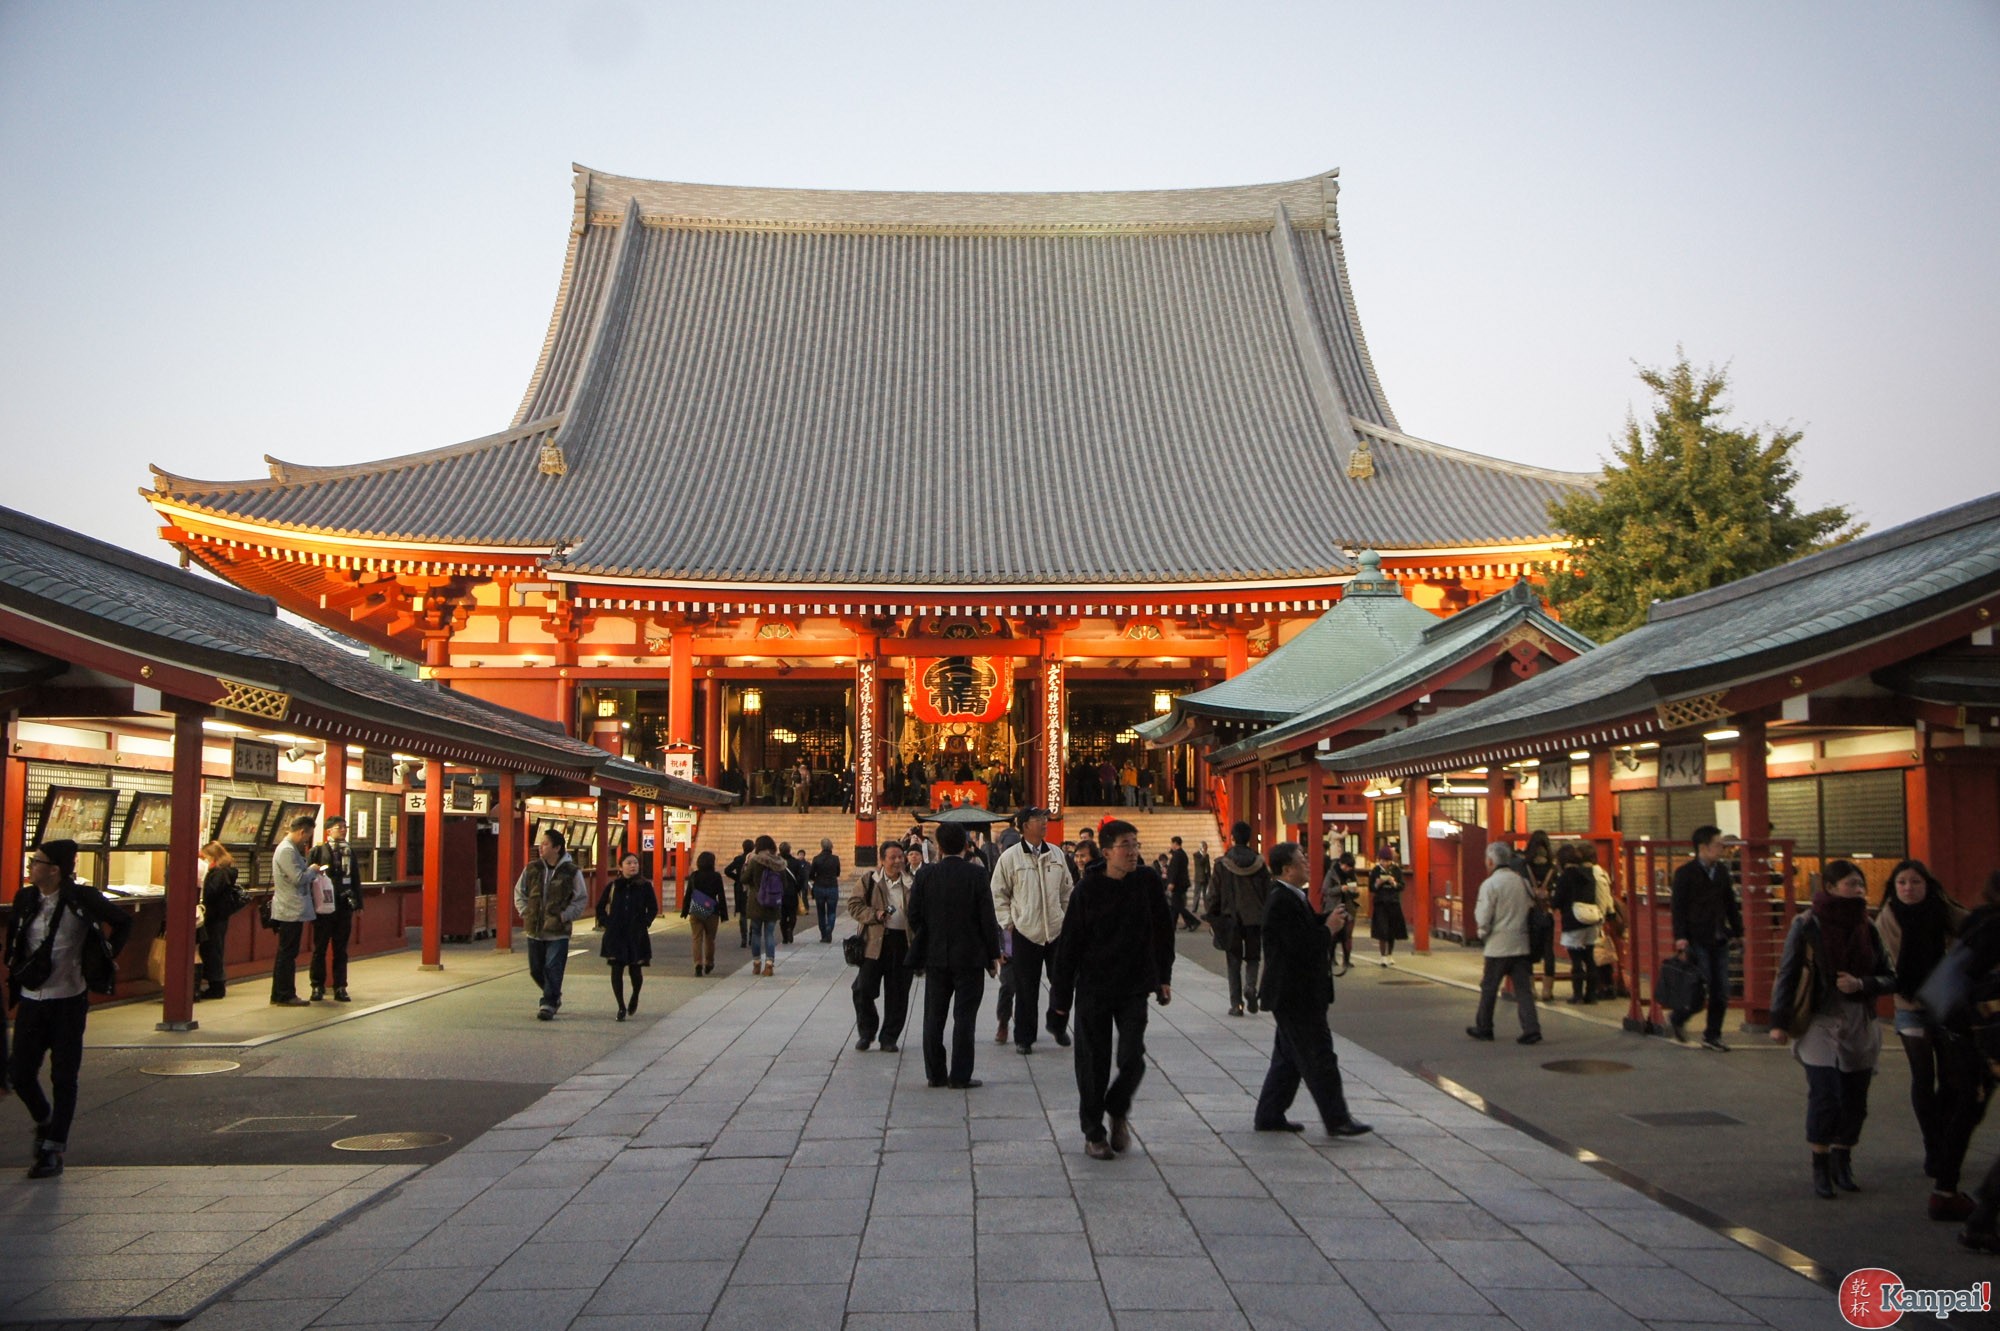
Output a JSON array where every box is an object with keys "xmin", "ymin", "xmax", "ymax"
[
  {"xmin": 593, "ymin": 794, "xmax": 611, "ymax": 908},
  {"xmin": 496, "ymin": 771, "xmax": 517, "ymax": 951},
  {"xmin": 157, "ymin": 708, "xmax": 204, "ymax": 1031},
  {"xmin": 2, "ymin": 739, "xmax": 26, "ymax": 897},
  {"xmin": 421, "ymin": 759, "xmax": 444, "ymax": 969},
  {"xmin": 1737, "ymin": 716, "xmax": 1772, "ymax": 1025},
  {"xmin": 853, "ymin": 636, "xmax": 880, "ymax": 864},
  {"xmin": 1409, "ymin": 775, "xmax": 1433, "ymax": 953},
  {"xmin": 1485, "ymin": 775, "xmax": 1511, "ymax": 846},
  {"xmin": 703, "ymin": 677, "xmax": 723, "ymax": 788},
  {"xmin": 1306, "ymin": 758, "xmax": 1326, "ymax": 911},
  {"xmin": 1588, "ymin": 749, "xmax": 1614, "ymax": 837},
  {"xmin": 322, "ymin": 741, "xmax": 348, "ymax": 834},
  {"xmin": 1224, "ymin": 628, "xmax": 1249, "ymax": 679}
]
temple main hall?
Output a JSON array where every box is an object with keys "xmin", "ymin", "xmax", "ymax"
[{"xmin": 146, "ymin": 166, "xmax": 1594, "ymax": 855}]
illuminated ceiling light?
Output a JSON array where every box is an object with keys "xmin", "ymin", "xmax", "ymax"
[
  {"xmin": 201, "ymin": 720, "xmax": 246, "ymax": 733},
  {"xmin": 1470, "ymin": 767, "xmax": 1488, "ymax": 775},
  {"xmin": 741, "ymin": 688, "xmax": 762, "ymax": 714},
  {"xmin": 1703, "ymin": 728, "xmax": 1740, "ymax": 742},
  {"xmin": 1116, "ymin": 729, "xmax": 1138, "ymax": 743},
  {"xmin": 1636, "ymin": 741, "xmax": 1660, "ymax": 751},
  {"xmin": 1152, "ymin": 690, "xmax": 1173, "ymax": 714},
  {"xmin": 770, "ymin": 727, "xmax": 798, "ymax": 743},
  {"xmin": 1568, "ymin": 750, "xmax": 1590, "ymax": 761}
]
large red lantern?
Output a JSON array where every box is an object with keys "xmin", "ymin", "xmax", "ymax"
[{"xmin": 907, "ymin": 656, "xmax": 1013, "ymax": 724}]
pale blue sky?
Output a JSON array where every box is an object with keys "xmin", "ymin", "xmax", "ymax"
[{"xmin": 3, "ymin": 0, "xmax": 1995, "ymax": 558}]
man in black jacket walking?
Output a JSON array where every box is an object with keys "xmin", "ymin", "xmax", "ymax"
[
  {"xmin": 1049, "ymin": 819, "xmax": 1175, "ymax": 1160},
  {"xmin": 906, "ymin": 821, "xmax": 1003, "ymax": 1088},
  {"xmin": 1253, "ymin": 843, "xmax": 1372, "ymax": 1139},
  {"xmin": 1668, "ymin": 825, "xmax": 1743, "ymax": 1051}
]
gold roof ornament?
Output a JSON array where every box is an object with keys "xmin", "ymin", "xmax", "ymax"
[
  {"xmin": 1346, "ymin": 438, "xmax": 1375, "ymax": 480},
  {"xmin": 538, "ymin": 437, "xmax": 568, "ymax": 477}
]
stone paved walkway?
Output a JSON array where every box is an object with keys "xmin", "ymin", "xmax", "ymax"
[{"xmin": 179, "ymin": 934, "xmax": 1837, "ymax": 1331}]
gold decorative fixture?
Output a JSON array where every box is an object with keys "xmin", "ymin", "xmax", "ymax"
[
  {"xmin": 1346, "ymin": 438, "xmax": 1375, "ymax": 480},
  {"xmin": 538, "ymin": 437, "xmax": 568, "ymax": 477}
]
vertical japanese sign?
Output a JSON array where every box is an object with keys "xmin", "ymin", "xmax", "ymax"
[
  {"xmin": 855, "ymin": 657, "xmax": 878, "ymax": 820},
  {"xmin": 1042, "ymin": 659, "xmax": 1064, "ymax": 816}
]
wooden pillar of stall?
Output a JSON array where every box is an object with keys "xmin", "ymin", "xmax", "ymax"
[
  {"xmin": 322, "ymin": 741, "xmax": 348, "ymax": 833},
  {"xmin": 420, "ymin": 759, "xmax": 444, "ymax": 969},
  {"xmin": 1409, "ymin": 775, "xmax": 1433, "ymax": 953},
  {"xmin": 496, "ymin": 771, "xmax": 517, "ymax": 951},
  {"xmin": 1587, "ymin": 749, "xmax": 1614, "ymax": 837},
  {"xmin": 157, "ymin": 708, "xmax": 205, "ymax": 1031},
  {"xmin": 1486, "ymin": 776, "xmax": 1512, "ymax": 847},
  {"xmin": 1306, "ymin": 759, "xmax": 1326, "ymax": 911},
  {"xmin": 1737, "ymin": 716, "xmax": 1772, "ymax": 1025},
  {"xmin": 703, "ymin": 679, "xmax": 723, "ymax": 789},
  {"xmin": 2, "ymin": 725, "xmax": 26, "ymax": 898},
  {"xmin": 593, "ymin": 794, "xmax": 611, "ymax": 908}
]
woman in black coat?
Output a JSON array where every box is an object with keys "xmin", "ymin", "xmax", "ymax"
[
  {"xmin": 597, "ymin": 853, "xmax": 658, "ymax": 1020},
  {"xmin": 681, "ymin": 851, "xmax": 727, "ymax": 976},
  {"xmin": 197, "ymin": 841, "xmax": 242, "ymax": 1000}
]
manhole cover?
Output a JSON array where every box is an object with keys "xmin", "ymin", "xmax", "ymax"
[
  {"xmin": 1625, "ymin": 1110, "xmax": 1743, "ymax": 1128},
  {"xmin": 141, "ymin": 1059, "xmax": 241, "ymax": 1077},
  {"xmin": 1541, "ymin": 1059, "xmax": 1633, "ymax": 1075},
  {"xmin": 332, "ymin": 1131, "xmax": 452, "ymax": 1152},
  {"xmin": 221, "ymin": 1115, "xmax": 354, "ymax": 1134}
]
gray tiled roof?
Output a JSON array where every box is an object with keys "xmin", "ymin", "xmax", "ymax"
[
  {"xmin": 1206, "ymin": 581, "xmax": 1594, "ymax": 765},
  {"xmin": 1327, "ymin": 491, "xmax": 2000, "ymax": 777},
  {"xmin": 150, "ymin": 169, "xmax": 1594, "ymax": 589},
  {"xmin": 0, "ymin": 505, "xmax": 729, "ymax": 802}
]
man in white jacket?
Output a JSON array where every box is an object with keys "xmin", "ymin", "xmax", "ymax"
[
  {"xmin": 990, "ymin": 808, "xmax": 1074, "ymax": 1054},
  {"xmin": 1468, "ymin": 841, "xmax": 1542, "ymax": 1045}
]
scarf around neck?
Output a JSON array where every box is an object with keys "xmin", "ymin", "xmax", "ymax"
[{"xmin": 1811, "ymin": 889, "xmax": 1876, "ymax": 977}]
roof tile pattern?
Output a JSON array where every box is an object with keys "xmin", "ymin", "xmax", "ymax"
[{"xmin": 152, "ymin": 171, "xmax": 1594, "ymax": 587}]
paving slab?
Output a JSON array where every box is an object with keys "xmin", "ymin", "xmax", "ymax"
[{"xmin": 161, "ymin": 923, "xmax": 1837, "ymax": 1330}]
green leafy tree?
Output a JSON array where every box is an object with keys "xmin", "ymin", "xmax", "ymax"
[{"xmin": 1543, "ymin": 355, "xmax": 1860, "ymax": 641}]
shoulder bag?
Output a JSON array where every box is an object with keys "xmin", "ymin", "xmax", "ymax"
[{"xmin": 1782, "ymin": 932, "xmax": 1818, "ymax": 1038}]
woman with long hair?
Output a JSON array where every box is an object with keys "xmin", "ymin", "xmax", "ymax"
[
  {"xmin": 1522, "ymin": 829, "xmax": 1559, "ymax": 1000},
  {"xmin": 1770, "ymin": 860, "xmax": 1897, "ymax": 1199},
  {"xmin": 596, "ymin": 853, "xmax": 657, "ymax": 1019},
  {"xmin": 1876, "ymin": 858, "xmax": 1981, "ymax": 1220},
  {"xmin": 1552, "ymin": 842, "xmax": 1601, "ymax": 1003},
  {"xmin": 680, "ymin": 850, "xmax": 727, "ymax": 975},
  {"xmin": 196, "ymin": 841, "xmax": 240, "ymax": 1000}
]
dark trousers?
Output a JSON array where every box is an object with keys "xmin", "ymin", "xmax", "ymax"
[
  {"xmin": 1073, "ymin": 990, "xmax": 1149, "ymax": 1142},
  {"xmin": 1804, "ymin": 1063, "xmax": 1872, "ymax": 1147},
  {"xmin": 197, "ymin": 914, "xmax": 230, "ymax": 993},
  {"xmin": 923, "ymin": 966, "xmax": 986, "ymax": 1085},
  {"xmin": 1255, "ymin": 1009, "xmax": 1351, "ymax": 1130},
  {"xmin": 1902, "ymin": 1029, "xmax": 1992, "ymax": 1193},
  {"xmin": 526, "ymin": 937, "xmax": 569, "ymax": 1009},
  {"xmin": 780, "ymin": 889, "xmax": 800, "ymax": 944},
  {"xmin": 10, "ymin": 993, "xmax": 89, "ymax": 1150},
  {"xmin": 1226, "ymin": 926, "xmax": 1262, "ymax": 1010},
  {"xmin": 308, "ymin": 907, "xmax": 352, "ymax": 992},
  {"xmin": 736, "ymin": 885, "xmax": 749, "ymax": 944},
  {"xmin": 270, "ymin": 920, "xmax": 305, "ymax": 1001},
  {"xmin": 1171, "ymin": 888, "xmax": 1199, "ymax": 930},
  {"xmin": 1474, "ymin": 954, "xmax": 1541, "ymax": 1036},
  {"xmin": 1011, "ymin": 934, "xmax": 1051, "ymax": 1046},
  {"xmin": 1670, "ymin": 940, "xmax": 1733, "ymax": 1041},
  {"xmin": 853, "ymin": 930, "xmax": 912, "ymax": 1045},
  {"xmin": 812, "ymin": 887, "xmax": 840, "ymax": 942},
  {"xmin": 1565, "ymin": 945, "xmax": 1595, "ymax": 1000}
]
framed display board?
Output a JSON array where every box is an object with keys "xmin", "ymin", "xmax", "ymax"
[
  {"xmin": 572, "ymin": 821, "xmax": 599, "ymax": 853},
  {"xmin": 532, "ymin": 817, "xmax": 565, "ymax": 848},
  {"xmin": 268, "ymin": 801, "xmax": 323, "ymax": 846},
  {"xmin": 36, "ymin": 786, "xmax": 118, "ymax": 848},
  {"xmin": 119, "ymin": 791, "xmax": 176, "ymax": 850},
  {"xmin": 212, "ymin": 797, "xmax": 272, "ymax": 846}
]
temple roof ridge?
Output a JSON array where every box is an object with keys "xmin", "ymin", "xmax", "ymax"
[
  {"xmin": 149, "ymin": 414, "xmax": 566, "ymax": 502},
  {"xmin": 574, "ymin": 163, "xmax": 1347, "ymax": 234},
  {"xmin": 1348, "ymin": 417, "xmax": 1601, "ymax": 492}
]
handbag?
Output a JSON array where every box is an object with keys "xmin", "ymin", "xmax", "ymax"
[
  {"xmin": 1572, "ymin": 900, "xmax": 1604, "ymax": 926},
  {"xmin": 1783, "ymin": 937, "xmax": 1818, "ymax": 1038},
  {"xmin": 1656, "ymin": 954, "xmax": 1707, "ymax": 1014},
  {"xmin": 686, "ymin": 888, "xmax": 717, "ymax": 919},
  {"xmin": 843, "ymin": 933, "xmax": 866, "ymax": 966}
]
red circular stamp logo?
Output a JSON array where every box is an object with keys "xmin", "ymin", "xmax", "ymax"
[{"xmin": 1839, "ymin": 1269, "xmax": 1902, "ymax": 1329}]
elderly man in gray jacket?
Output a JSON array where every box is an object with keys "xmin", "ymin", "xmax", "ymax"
[
  {"xmin": 269, "ymin": 814, "xmax": 320, "ymax": 1007},
  {"xmin": 1467, "ymin": 842, "xmax": 1542, "ymax": 1045}
]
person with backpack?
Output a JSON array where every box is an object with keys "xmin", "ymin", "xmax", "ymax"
[
  {"xmin": 1209, "ymin": 821, "xmax": 1271, "ymax": 1015},
  {"xmin": 7, "ymin": 839, "xmax": 133, "ymax": 1178},
  {"xmin": 679, "ymin": 850, "xmax": 727, "ymax": 975},
  {"xmin": 741, "ymin": 835, "xmax": 789, "ymax": 976},
  {"xmin": 513, "ymin": 827, "xmax": 586, "ymax": 1020}
]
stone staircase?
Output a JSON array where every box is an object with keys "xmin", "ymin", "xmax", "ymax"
[{"xmin": 1061, "ymin": 805, "xmax": 1226, "ymax": 858}]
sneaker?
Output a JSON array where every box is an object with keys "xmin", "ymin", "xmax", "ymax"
[
  {"xmin": 1109, "ymin": 1117, "xmax": 1131, "ymax": 1153},
  {"xmin": 536, "ymin": 1005, "xmax": 555, "ymax": 1021},
  {"xmin": 1084, "ymin": 1139, "xmax": 1116, "ymax": 1161},
  {"xmin": 1700, "ymin": 1037, "xmax": 1729, "ymax": 1053},
  {"xmin": 27, "ymin": 1150, "xmax": 63, "ymax": 1180}
]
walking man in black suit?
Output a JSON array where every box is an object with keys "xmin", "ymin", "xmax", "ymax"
[
  {"xmin": 906, "ymin": 821, "xmax": 1003, "ymax": 1089},
  {"xmin": 1253, "ymin": 842, "xmax": 1373, "ymax": 1140}
]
